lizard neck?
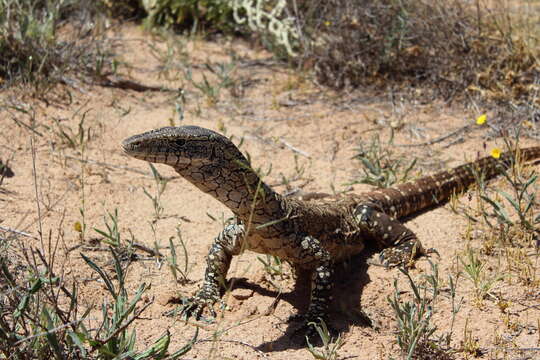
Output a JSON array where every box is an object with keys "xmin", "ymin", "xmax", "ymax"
[{"xmin": 174, "ymin": 163, "xmax": 284, "ymax": 225}]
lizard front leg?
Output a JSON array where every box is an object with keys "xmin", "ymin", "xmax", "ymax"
[
  {"xmin": 355, "ymin": 204, "xmax": 424, "ymax": 267},
  {"xmin": 292, "ymin": 234, "xmax": 334, "ymax": 337},
  {"xmin": 181, "ymin": 223, "xmax": 244, "ymax": 319}
]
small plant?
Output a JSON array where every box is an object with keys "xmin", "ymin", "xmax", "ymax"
[
  {"xmin": 94, "ymin": 208, "xmax": 122, "ymax": 247},
  {"xmin": 351, "ymin": 135, "xmax": 418, "ymax": 188},
  {"xmin": 456, "ymin": 127, "xmax": 539, "ymax": 288},
  {"xmin": 459, "ymin": 247, "xmax": 504, "ymax": 302},
  {"xmin": 0, "ymin": 250, "xmax": 85, "ymax": 359},
  {"xmin": 257, "ymin": 254, "xmax": 288, "ymax": 290},
  {"xmin": 438, "ymin": 272, "xmax": 463, "ymax": 348},
  {"xmin": 306, "ymin": 319, "xmax": 344, "ymax": 360},
  {"xmin": 388, "ymin": 261, "xmax": 453, "ymax": 359},
  {"xmin": 182, "ymin": 60, "xmax": 237, "ymax": 106},
  {"xmin": 50, "ymin": 110, "xmax": 93, "ymax": 150},
  {"xmin": 0, "ymin": 237, "xmax": 197, "ymax": 359},
  {"xmin": 142, "ymin": 163, "xmax": 171, "ymax": 220},
  {"xmin": 75, "ymin": 109, "xmax": 91, "ymax": 242},
  {"xmin": 167, "ymin": 225, "xmax": 191, "ymax": 284},
  {"xmin": 479, "ymin": 160, "xmax": 538, "ymax": 236},
  {"xmin": 74, "ymin": 209, "xmax": 87, "ymax": 242},
  {"xmin": 258, "ymin": 254, "xmax": 285, "ymax": 277},
  {"xmin": 80, "ymin": 249, "xmax": 198, "ymax": 358},
  {"xmin": 0, "ymin": 0, "xmax": 114, "ymax": 94},
  {"xmin": 460, "ymin": 317, "xmax": 481, "ymax": 357},
  {"xmin": 142, "ymin": 0, "xmax": 235, "ymax": 32},
  {"xmin": 278, "ymin": 154, "xmax": 309, "ymax": 188},
  {"xmin": 232, "ymin": 0, "xmax": 299, "ymax": 56},
  {"xmin": 461, "ymin": 125, "xmax": 539, "ymax": 246},
  {"xmin": 502, "ymin": 246, "xmax": 538, "ymax": 287}
]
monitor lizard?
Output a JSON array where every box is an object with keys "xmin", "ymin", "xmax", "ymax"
[{"xmin": 122, "ymin": 125, "xmax": 540, "ymax": 337}]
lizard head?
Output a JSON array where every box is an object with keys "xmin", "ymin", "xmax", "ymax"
[
  {"xmin": 122, "ymin": 125, "xmax": 279, "ymax": 219},
  {"xmin": 122, "ymin": 125, "xmax": 250, "ymax": 169}
]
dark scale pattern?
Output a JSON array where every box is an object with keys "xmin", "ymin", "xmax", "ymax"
[
  {"xmin": 296, "ymin": 234, "xmax": 334, "ymax": 331},
  {"xmin": 122, "ymin": 126, "xmax": 540, "ymax": 338},
  {"xmin": 354, "ymin": 204, "xmax": 423, "ymax": 267}
]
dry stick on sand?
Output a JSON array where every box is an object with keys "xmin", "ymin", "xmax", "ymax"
[
  {"xmin": 395, "ymin": 125, "xmax": 471, "ymax": 147},
  {"xmin": 279, "ymin": 138, "xmax": 311, "ymax": 158},
  {"xmin": 196, "ymin": 339, "xmax": 269, "ymax": 358},
  {"xmin": 92, "ymin": 75, "xmax": 179, "ymax": 93},
  {"xmin": 0, "ymin": 225, "xmax": 37, "ymax": 239}
]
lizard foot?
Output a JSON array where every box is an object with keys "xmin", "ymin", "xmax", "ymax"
[
  {"xmin": 164, "ymin": 288, "xmax": 225, "ymax": 323},
  {"xmin": 378, "ymin": 239, "xmax": 424, "ymax": 268}
]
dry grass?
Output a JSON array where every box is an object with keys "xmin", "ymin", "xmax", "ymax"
[
  {"xmin": 284, "ymin": 0, "xmax": 540, "ymax": 119},
  {"xmin": 0, "ymin": 0, "xmax": 115, "ymax": 97}
]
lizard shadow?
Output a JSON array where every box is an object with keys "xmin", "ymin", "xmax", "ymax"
[
  {"xmin": 229, "ymin": 246, "xmax": 378, "ymax": 352},
  {"xmin": 0, "ymin": 160, "xmax": 14, "ymax": 178}
]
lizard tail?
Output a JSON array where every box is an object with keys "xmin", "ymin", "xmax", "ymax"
[{"xmin": 365, "ymin": 146, "xmax": 540, "ymax": 218}]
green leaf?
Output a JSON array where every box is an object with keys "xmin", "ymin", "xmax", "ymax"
[
  {"xmin": 81, "ymin": 253, "xmax": 116, "ymax": 297},
  {"xmin": 134, "ymin": 331, "xmax": 171, "ymax": 359},
  {"xmin": 42, "ymin": 308, "xmax": 63, "ymax": 359},
  {"xmin": 168, "ymin": 328, "xmax": 198, "ymax": 358},
  {"xmin": 118, "ymin": 283, "xmax": 147, "ymax": 325},
  {"xmin": 14, "ymin": 278, "xmax": 43, "ymax": 318},
  {"xmin": 94, "ymin": 228, "xmax": 118, "ymax": 246},
  {"xmin": 361, "ymin": 158, "xmax": 379, "ymax": 175},
  {"xmin": 110, "ymin": 248, "xmax": 125, "ymax": 289},
  {"xmin": 480, "ymin": 195, "xmax": 512, "ymax": 224},
  {"xmin": 67, "ymin": 331, "xmax": 88, "ymax": 356},
  {"xmin": 496, "ymin": 190, "xmax": 521, "ymax": 213}
]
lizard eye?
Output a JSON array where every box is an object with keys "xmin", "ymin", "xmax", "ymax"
[{"xmin": 175, "ymin": 139, "xmax": 186, "ymax": 147}]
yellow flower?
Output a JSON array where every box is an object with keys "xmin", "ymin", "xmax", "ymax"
[
  {"xmin": 490, "ymin": 148, "xmax": 502, "ymax": 159},
  {"xmin": 324, "ymin": 21, "xmax": 331, "ymax": 26},
  {"xmin": 476, "ymin": 114, "xmax": 487, "ymax": 125},
  {"xmin": 74, "ymin": 221, "xmax": 83, "ymax": 233}
]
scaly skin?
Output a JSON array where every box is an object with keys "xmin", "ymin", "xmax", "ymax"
[{"xmin": 122, "ymin": 125, "xmax": 540, "ymax": 336}]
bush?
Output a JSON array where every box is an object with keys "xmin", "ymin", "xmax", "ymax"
[
  {"xmin": 140, "ymin": 0, "xmax": 236, "ymax": 32},
  {"xmin": 295, "ymin": 0, "xmax": 538, "ymax": 100},
  {"xmin": 234, "ymin": 0, "xmax": 539, "ymax": 113},
  {"xmin": 0, "ymin": 0, "xmax": 113, "ymax": 92}
]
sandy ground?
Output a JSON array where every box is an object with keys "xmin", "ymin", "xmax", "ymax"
[{"xmin": 1, "ymin": 25, "xmax": 539, "ymax": 359}]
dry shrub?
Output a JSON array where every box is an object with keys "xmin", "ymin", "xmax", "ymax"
[
  {"xmin": 0, "ymin": 0, "xmax": 114, "ymax": 94},
  {"xmin": 291, "ymin": 0, "xmax": 539, "ymax": 111}
]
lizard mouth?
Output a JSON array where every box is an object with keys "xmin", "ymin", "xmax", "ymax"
[
  {"xmin": 121, "ymin": 139, "xmax": 138, "ymax": 156},
  {"xmin": 121, "ymin": 138, "xmax": 150, "ymax": 161},
  {"xmin": 121, "ymin": 141, "xmax": 130, "ymax": 154},
  {"xmin": 121, "ymin": 138, "xmax": 192, "ymax": 165}
]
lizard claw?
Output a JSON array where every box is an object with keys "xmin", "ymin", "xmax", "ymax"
[
  {"xmin": 182, "ymin": 296, "xmax": 209, "ymax": 320},
  {"xmin": 165, "ymin": 290, "xmax": 225, "ymax": 323},
  {"xmin": 378, "ymin": 239, "xmax": 424, "ymax": 268}
]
